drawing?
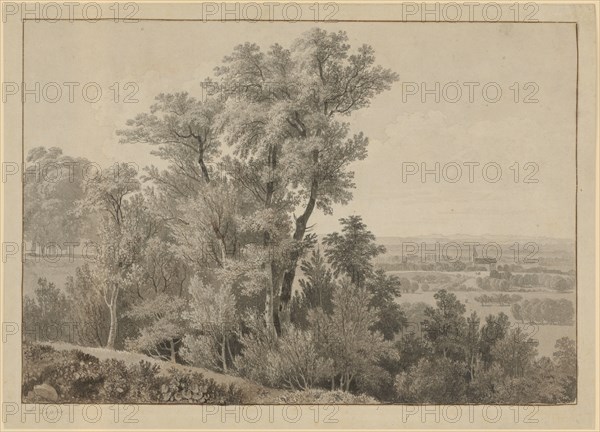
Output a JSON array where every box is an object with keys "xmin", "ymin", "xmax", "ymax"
[{"xmin": 20, "ymin": 20, "xmax": 577, "ymax": 406}]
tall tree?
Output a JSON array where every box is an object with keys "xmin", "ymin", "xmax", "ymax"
[
  {"xmin": 216, "ymin": 29, "xmax": 398, "ymax": 329},
  {"xmin": 118, "ymin": 29, "xmax": 397, "ymax": 335},
  {"xmin": 322, "ymin": 215, "xmax": 386, "ymax": 287}
]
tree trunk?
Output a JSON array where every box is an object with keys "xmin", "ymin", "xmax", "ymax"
[
  {"xmin": 105, "ymin": 285, "xmax": 119, "ymax": 349},
  {"xmin": 170, "ymin": 340, "xmax": 177, "ymax": 363},
  {"xmin": 199, "ymin": 159, "xmax": 210, "ymax": 183},
  {"xmin": 266, "ymin": 261, "xmax": 282, "ymax": 336},
  {"xmin": 221, "ymin": 334, "xmax": 228, "ymax": 372},
  {"xmin": 279, "ymin": 167, "xmax": 319, "ymax": 327},
  {"xmin": 263, "ymin": 145, "xmax": 280, "ymax": 336}
]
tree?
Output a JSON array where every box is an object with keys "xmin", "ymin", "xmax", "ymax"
[
  {"xmin": 464, "ymin": 311, "xmax": 481, "ymax": 380},
  {"xmin": 77, "ymin": 164, "xmax": 148, "ymax": 349},
  {"xmin": 553, "ymin": 336, "xmax": 576, "ymax": 401},
  {"xmin": 492, "ymin": 327, "xmax": 538, "ymax": 378},
  {"xmin": 117, "ymin": 92, "xmax": 221, "ymax": 185},
  {"xmin": 291, "ymin": 248, "xmax": 336, "ymax": 327},
  {"xmin": 392, "ymin": 333, "xmax": 431, "ymax": 372},
  {"xmin": 65, "ymin": 264, "xmax": 110, "ymax": 347},
  {"xmin": 125, "ymin": 293, "xmax": 188, "ymax": 362},
  {"xmin": 422, "ymin": 290, "xmax": 467, "ymax": 360},
  {"xmin": 365, "ymin": 269, "xmax": 406, "ymax": 340},
  {"xmin": 137, "ymin": 237, "xmax": 188, "ymax": 298},
  {"xmin": 118, "ymin": 29, "xmax": 397, "ymax": 335},
  {"xmin": 310, "ymin": 278, "xmax": 384, "ymax": 391},
  {"xmin": 511, "ymin": 303, "xmax": 523, "ymax": 323},
  {"xmin": 395, "ymin": 357, "xmax": 468, "ymax": 404},
  {"xmin": 323, "ymin": 215, "xmax": 386, "ymax": 287},
  {"xmin": 23, "ymin": 278, "xmax": 69, "ymax": 342},
  {"xmin": 479, "ymin": 312, "xmax": 511, "ymax": 368},
  {"xmin": 298, "ymin": 248, "xmax": 336, "ymax": 312},
  {"xmin": 24, "ymin": 147, "xmax": 92, "ymax": 250},
  {"xmin": 182, "ymin": 276, "xmax": 237, "ymax": 372},
  {"xmin": 215, "ymin": 29, "xmax": 398, "ymax": 328}
]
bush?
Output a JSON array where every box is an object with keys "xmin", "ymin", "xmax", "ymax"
[
  {"xmin": 126, "ymin": 360, "xmax": 163, "ymax": 402},
  {"xmin": 40, "ymin": 350, "xmax": 104, "ymax": 402},
  {"xmin": 279, "ymin": 389, "xmax": 377, "ymax": 404},
  {"xmin": 22, "ymin": 344, "xmax": 66, "ymax": 395},
  {"xmin": 180, "ymin": 334, "xmax": 224, "ymax": 372},
  {"xmin": 395, "ymin": 358, "xmax": 468, "ymax": 403},
  {"xmin": 159, "ymin": 368, "xmax": 243, "ymax": 404},
  {"xmin": 23, "ymin": 278, "xmax": 71, "ymax": 343},
  {"xmin": 236, "ymin": 323, "xmax": 333, "ymax": 390},
  {"xmin": 22, "ymin": 344, "xmax": 245, "ymax": 404}
]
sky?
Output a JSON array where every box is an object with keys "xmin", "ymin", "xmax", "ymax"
[{"xmin": 23, "ymin": 21, "xmax": 577, "ymax": 239}]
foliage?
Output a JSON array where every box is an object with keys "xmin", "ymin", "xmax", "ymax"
[
  {"xmin": 552, "ymin": 336, "xmax": 577, "ymax": 401},
  {"xmin": 125, "ymin": 293, "xmax": 188, "ymax": 362},
  {"xmin": 491, "ymin": 327, "xmax": 539, "ymax": 378},
  {"xmin": 477, "ymin": 273, "xmax": 575, "ymax": 292},
  {"xmin": 160, "ymin": 368, "xmax": 243, "ymax": 404},
  {"xmin": 291, "ymin": 248, "xmax": 336, "ymax": 328},
  {"xmin": 236, "ymin": 315, "xmax": 332, "ymax": 390},
  {"xmin": 322, "ymin": 215, "xmax": 386, "ymax": 287},
  {"xmin": 365, "ymin": 269, "xmax": 406, "ymax": 340},
  {"xmin": 22, "ymin": 344, "xmax": 244, "ymax": 404},
  {"xmin": 474, "ymin": 293, "xmax": 522, "ymax": 306},
  {"xmin": 279, "ymin": 389, "xmax": 377, "ymax": 404},
  {"xmin": 64, "ymin": 264, "xmax": 110, "ymax": 347},
  {"xmin": 23, "ymin": 278, "xmax": 70, "ymax": 343},
  {"xmin": 395, "ymin": 357, "xmax": 468, "ymax": 404},
  {"xmin": 511, "ymin": 298, "xmax": 574, "ymax": 325},
  {"xmin": 181, "ymin": 276, "xmax": 237, "ymax": 371},
  {"xmin": 309, "ymin": 278, "xmax": 385, "ymax": 391},
  {"xmin": 23, "ymin": 147, "xmax": 92, "ymax": 246},
  {"xmin": 422, "ymin": 290, "xmax": 467, "ymax": 360},
  {"xmin": 479, "ymin": 312, "xmax": 511, "ymax": 368}
]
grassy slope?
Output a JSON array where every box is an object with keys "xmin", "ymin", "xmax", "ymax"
[{"xmin": 47, "ymin": 342, "xmax": 285, "ymax": 404}]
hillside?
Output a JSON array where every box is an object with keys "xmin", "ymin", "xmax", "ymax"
[{"xmin": 46, "ymin": 342, "xmax": 285, "ymax": 404}]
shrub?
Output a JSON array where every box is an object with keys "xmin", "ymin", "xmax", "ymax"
[
  {"xmin": 159, "ymin": 368, "xmax": 243, "ymax": 404},
  {"xmin": 41, "ymin": 350, "xmax": 104, "ymax": 402},
  {"xmin": 279, "ymin": 389, "xmax": 377, "ymax": 404},
  {"xmin": 126, "ymin": 360, "xmax": 162, "ymax": 402},
  {"xmin": 22, "ymin": 344, "xmax": 245, "ymax": 404},
  {"xmin": 271, "ymin": 326, "xmax": 333, "ymax": 390},
  {"xmin": 395, "ymin": 358, "xmax": 468, "ymax": 403},
  {"xmin": 236, "ymin": 323, "xmax": 332, "ymax": 390},
  {"xmin": 22, "ymin": 344, "xmax": 65, "ymax": 395}
]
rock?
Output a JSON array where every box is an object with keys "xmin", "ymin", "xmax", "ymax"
[{"xmin": 33, "ymin": 383, "xmax": 58, "ymax": 402}]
